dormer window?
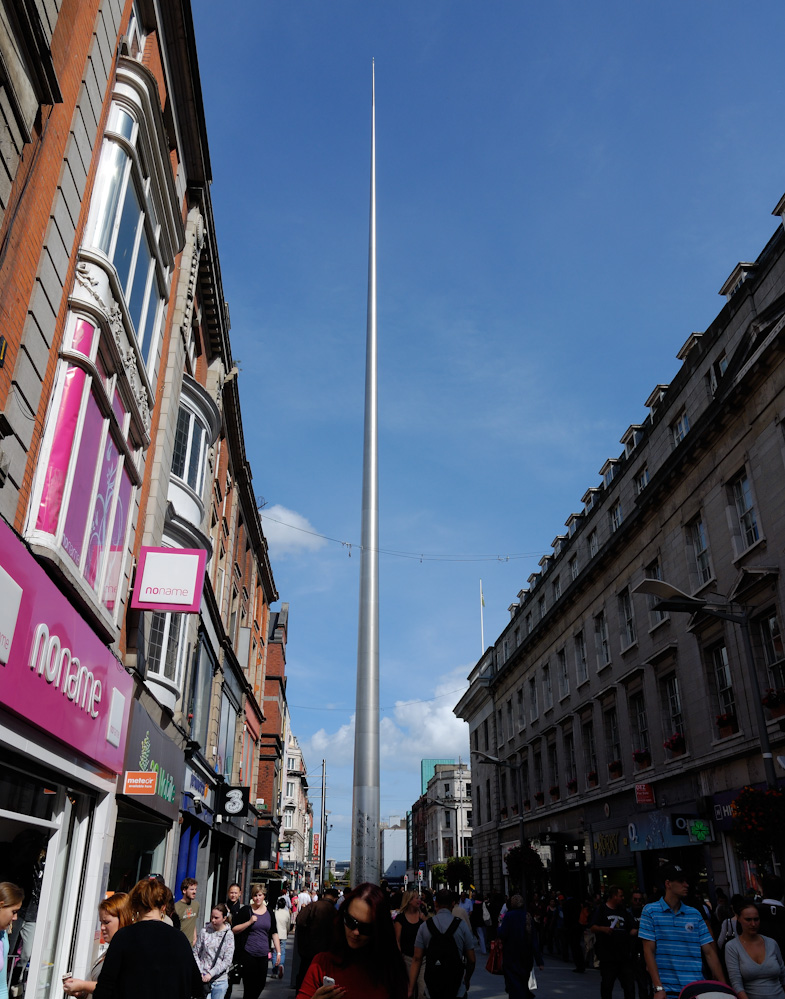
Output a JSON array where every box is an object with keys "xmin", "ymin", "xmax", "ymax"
[
  {"xmin": 719, "ymin": 262, "xmax": 756, "ymax": 301},
  {"xmin": 565, "ymin": 513, "xmax": 582, "ymax": 537},
  {"xmin": 621, "ymin": 425, "xmax": 644, "ymax": 457},
  {"xmin": 645, "ymin": 385, "xmax": 669, "ymax": 422}
]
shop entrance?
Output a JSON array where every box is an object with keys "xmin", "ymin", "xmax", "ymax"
[{"xmin": 0, "ymin": 754, "xmax": 94, "ymax": 999}]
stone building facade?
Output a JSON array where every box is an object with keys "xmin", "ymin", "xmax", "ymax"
[{"xmin": 456, "ymin": 198, "xmax": 785, "ymax": 901}]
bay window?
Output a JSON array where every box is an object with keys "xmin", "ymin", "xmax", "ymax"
[{"xmin": 30, "ymin": 314, "xmax": 140, "ymax": 620}]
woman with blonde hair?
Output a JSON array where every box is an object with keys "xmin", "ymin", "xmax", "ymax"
[
  {"xmin": 93, "ymin": 878, "xmax": 202, "ymax": 999},
  {"xmin": 0, "ymin": 883, "xmax": 24, "ymax": 999},
  {"xmin": 63, "ymin": 894, "xmax": 131, "ymax": 995}
]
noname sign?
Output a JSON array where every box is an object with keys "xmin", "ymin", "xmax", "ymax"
[
  {"xmin": 0, "ymin": 515, "xmax": 132, "ymax": 774},
  {"xmin": 131, "ymin": 546, "xmax": 207, "ymax": 614}
]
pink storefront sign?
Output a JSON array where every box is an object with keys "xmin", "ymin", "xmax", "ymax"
[
  {"xmin": 0, "ymin": 515, "xmax": 133, "ymax": 774},
  {"xmin": 131, "ymin": 547, "xmax": 207, "ymax": 614}
]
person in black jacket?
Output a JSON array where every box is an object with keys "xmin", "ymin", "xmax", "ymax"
[
  {"xmin": 590, "ymin": 886, "xmax": 637, "ymax": 999},
  {"xmin": 93, "ymin": 878, "xmax": 202, "ymax": 999}
]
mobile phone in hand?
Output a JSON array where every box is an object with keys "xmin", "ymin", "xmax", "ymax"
[{"xmin": 322, "ymin": 977, "xmax": 336, "ymax": 988}]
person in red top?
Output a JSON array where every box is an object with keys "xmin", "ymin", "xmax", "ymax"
[{"xmin": 296, "ymin": 883, "xmax": 407, "ymax": 999}]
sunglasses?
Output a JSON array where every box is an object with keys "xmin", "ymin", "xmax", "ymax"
[{"xmin": 343, "ymin": 911, "xmax": 373, "ymax": 936}]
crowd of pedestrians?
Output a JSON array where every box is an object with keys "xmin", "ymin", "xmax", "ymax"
[{"xmin": 3, "ymin": 870, "xmax": 785, "ymax": 999}]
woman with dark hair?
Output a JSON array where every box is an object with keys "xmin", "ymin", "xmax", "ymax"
[
  {"xmin": 193, "ymin": 903, "xmax": 234, "ymax": 999},
  {"xmin": 64, "ymin": 893, "xmax": 132, "ymax": 995},
  {"xmin": 1, "ymin": 883, "xmax": 24, "ymax": 999},
  {"xmin": 296, "ymin": 882, "xmax": 407, "ymax": 999},
  {"xmin": 93, "ymin": 878, "xmax": 202, "ymax": 999}
]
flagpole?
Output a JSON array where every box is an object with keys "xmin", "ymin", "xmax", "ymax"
[
  {"xmin": 351, "ymin": 59, "xmax": 380, "ymax": 887},
  {"xmin": 480, "ymin": 579, "xmax": 485, "ymax": 655}
]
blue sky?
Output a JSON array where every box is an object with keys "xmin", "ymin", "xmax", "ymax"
[{"xmin": 191, "ymin": 1, "xmax": 785, "ymax": 864}]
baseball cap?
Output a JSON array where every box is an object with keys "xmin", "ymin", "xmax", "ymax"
[{"xmin": 660, "ymin": 864, "xmax": 688, "ymax": 883}]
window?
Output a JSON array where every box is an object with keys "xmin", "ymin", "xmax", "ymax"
[
  {"xmin": 533, "ymin": 752, "xmax": 543, "ymax": 795},
  {"xmin": 286, "ymin": 781, "xmax": 295, "ymax": 798},
  {"xmin": 497, "ymin": 708, "xmax": 504, "ymax": 744},
  {"xmin": 529, "ymin": 677, "xmax": 539, "ymax": 721},
  {"xmin": 662, "ymin": 673, "xmax": 684, "ymax": 736},
  {"xmin": 610, "ymin": 502, "xmax": 622, "ymax": 533},
  {"xmin": 542, "ymin": 663, "xmax": 553, "ymax": 711},
  {"xmin": 564, "ymin": 732, "xmax": 576, "ymax": 785},
  {"xmin": 618, "ymin": 587, "xmax": 636, "ymax": 647},
  {"xmin": 30, "ymin": 315, "xmax": 138, "ymax": 619},
  {"xmin": 731, "ymin": 470, "xmax": 760, "ymax": 550},
  {"xmin": 547, "ymin": 742, "xmax": 558, "ymax": 788},
  {"xmin": 570, "ymin": 555, "xmax": 579, "ymax": 581},
  {"xmin": 688, "ymin": 516, "xmax": 713, "ymax": 585},
  {"xmin": 672, "ymin": 410, "xmax": 690, "ymax": 445},
  {"xmin": 526, "ymin": 613, "xmax": 533, "ymax": 636},
  {"xmin": 147, "ymin": 611, "xmax": 188, "ymax": 689},
  {"xmin": 444, "ymin": 783, "xmax": 450, "ymax": 796},
  {"xmin": 86, "ymin": 102, "xmax": 170, "ymax": 370},
  {"xmin": 466, "ymin": 812, "xmax": 472, "ymax": 828},
  {"xmin": 594, "ymin": 610, "xmax": 611, "ymax": 668},
  {"xmin": 283, "ymin": 809, "xmax": 294, "ymax": 829},
  {"xmin": 515, "ymin": 626, "xmax": 521, "ymax": 648},
  {"xmin": 635, "ymin": 466, "xmax": 649, "ymax": 495},
  {"xmin": 506, "ymin": 700, "xmax": 513, "ymax": 740},
  {"xmin": 575, "ymin": 631, "xmax": 588, "ymax": 685},
  {"xmin": 709, "ymin": 643, "xmax": 737, "ymax": 721},
  {"xmin": 538, "ymin": 596, "xmax": 546, "ymax": 620},
  {"xmin": 557, "ymin": 648, "xmax": 569, "ymax": 699},
  {"xmin": 589, "ymin": 530, "xmax": 599, "ymax": 557},
  {"xmin": 473, "ymin": 728, "xmax": 479, "ymax": 751},
  {"xmin": 553, "ymin": 576, "xmax": 561, "ymax": 601},
  {"xmin": 485, "ymin": 779, "xmax": 491, "ymax": 824},
  {"xmin": 583, "ymin": 720, "xmax": 598, "ymax": 781},
  {"xmin": 187, "ymin": 635, "xmax": 215, "ymax": 749},
  {"xmin": 500, "ymin": 772, "xmax": 507, "ymax": 809},
  {"xmin": 444, "ymin": 809, "xmax": 451, "ymax": 828},
  {"xmin": 629, "ymin": 692, "xmax": 650, "ymax": 754},
  {"xmin": 216, "ymin": 687, "xmax": 239, "ymax": 779},
  {"xmin": 517, "ymin": 688, "xmax": 526, "ymax": 729},
  {"xmin": 646, "ymin": 559, "xmax": 667, "ymax": 625},
  {"xmin": 760, "ymin": 610, "xmax": 785, "ymax": 689},
  {"xmin": 466, "ymin": 782, "xmax": 471, "ymax": 798},
  {"xmin": 605, "ymin": 707, "xmax": 622, "ymax": 769},
  {"xmin": 483, "ymin": 719, "xmax": 489, "ymax": 750},
  {"xmin": 171, "ymin": 405, "xmax": 210, "ymax": 495}
]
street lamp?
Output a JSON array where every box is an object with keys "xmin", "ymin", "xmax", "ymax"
[
  {"xmin": 473, "ymin": 750, "xmax": 527, "ymax": 896},
  {"xmin": 631, "ymin": 578, "xmax": 778, "ymax": 789}
]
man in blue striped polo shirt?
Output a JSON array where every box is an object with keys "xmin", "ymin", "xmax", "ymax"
[{"xmin": 639, "ymin": 865, "xmax": 725, "ymax": 999}]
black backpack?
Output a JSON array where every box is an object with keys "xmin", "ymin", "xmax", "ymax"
[{"xmin": 423, "ymin": 916, "xmax": 464, "ymax": 997}]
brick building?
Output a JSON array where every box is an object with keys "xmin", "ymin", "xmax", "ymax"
[{"xmin": 0, "ymin": 2, "xmax": 283, "ymax": 993}]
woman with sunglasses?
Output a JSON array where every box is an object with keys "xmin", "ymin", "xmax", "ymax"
[
  {"xmin": 724, "ymin": 902, "xmax": 785, "ymax": 999},
  {"xmin": 296, "ymin": 883, "xmax": 407, "ymax": 999}
]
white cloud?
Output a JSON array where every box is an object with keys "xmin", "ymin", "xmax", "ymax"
[{"xmin": 261, "ymin": 504, "xmax": 328, "ymax": 557}]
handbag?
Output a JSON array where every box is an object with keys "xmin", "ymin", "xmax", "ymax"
[
  {"xmin": 485, "ymin": 938, "xmax": 504, "ymax": 975},
  {"xmin": 482, "ymin": 902, "xmax": 492, "ymax": 927},
  {"xmin": 200, "ymin": 930, "xmax": 230, "ymax": 996}
]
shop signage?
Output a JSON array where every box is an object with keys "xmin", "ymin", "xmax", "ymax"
[
  {"xmin": 635, "ymin": 783, "xmax": 655, "ymax": 804},
  {"xmin": 628, "ymin": 810, "xmax": 714, "ymax": 851},
  {"xmin": 216, "ymin": 784, "xmax": 249, "ymax": 817},
  {"xmin": 594, "ymin": 831, "xmax": 620, "ymax": 857},
  {"xmin": 131, "ymin": 547, "xmax": 207, "ymax": 614},
  {"xmin": 0, "ymin": 515, "xmax": 133, "ymax": 773},
  {"xmin": 279, "ymin": 842, "xmax": 291, "ymax": 853},
  {"xmin": 122, "ymin": 700, "xmax": 183, "ymax": 820}
]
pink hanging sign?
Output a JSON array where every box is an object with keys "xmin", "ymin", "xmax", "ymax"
[{"xmin": 131, "ymin": 547, "xmax": 207, "ymax": 614}]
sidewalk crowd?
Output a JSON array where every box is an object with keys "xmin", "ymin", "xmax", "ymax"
[{"xmin": 2, "ymin": 867, "xmax": 785, "ymax": 999}]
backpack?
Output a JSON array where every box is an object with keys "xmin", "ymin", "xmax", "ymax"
[{"xmin": 424, "ymin": 917, "xmax": 464, "ymax": 997}]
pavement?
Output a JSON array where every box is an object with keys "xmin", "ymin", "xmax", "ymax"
[{"xmin": 234, "ymin": 934, "xmax": 633, "ymax": 999}]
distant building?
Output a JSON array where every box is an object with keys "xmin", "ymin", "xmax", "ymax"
[
  {"xmin": 409, "ymin": 763, "xmax": 472, "ymax": 887},
  {"xmin": 380, "ymin": 815, "xmax": 407, "ymax": 881},
  {"xmin": 420, "ymin": 758, "xmax": 457, "ymax": 794}
]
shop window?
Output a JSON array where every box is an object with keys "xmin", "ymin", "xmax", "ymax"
[{"xmin": 29, "ymin": 315, "xmax": 139, "ymax": 620}]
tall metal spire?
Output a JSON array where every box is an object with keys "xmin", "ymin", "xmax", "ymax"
[{"xmin": 351, "ymin": 60, "xmax": 380, "ymax": 886}]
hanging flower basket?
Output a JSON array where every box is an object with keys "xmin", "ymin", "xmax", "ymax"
[
  {"xmin": 731, "ymin": 786, "xmax": 785, "ymax": 871},
  {"xmin": 549, "ymin": 784, "xmax": 560, "ymax": 799},
  {"xmin": 664, "ymin": 732, "xmax": 685, "ymax": 755},
  {"xmin": 567, "ymin": 778, "xmax": 578, "ymax": 794},
  {"xmin": 523, "ymin": 798, "xmax": 531, "ymax": 811},
  {"xmin": 586, "ymin": 770, "xmax": 598, "ymax": 786},
  {"xmin": 534, "ymin": 791, "xmax": 545, "ymax": 805},
  {"xmin": 632, "ymin": 749, "xmax": 651, "ymax": 769},
  {"xmin": 608, "ymin": 760, "xmax": 623, "ymax": 777}
]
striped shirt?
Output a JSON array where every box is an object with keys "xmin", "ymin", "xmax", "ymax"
[{"xmin": 638, "ymin": 897, "xmax": 712, "ymax": 998}]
